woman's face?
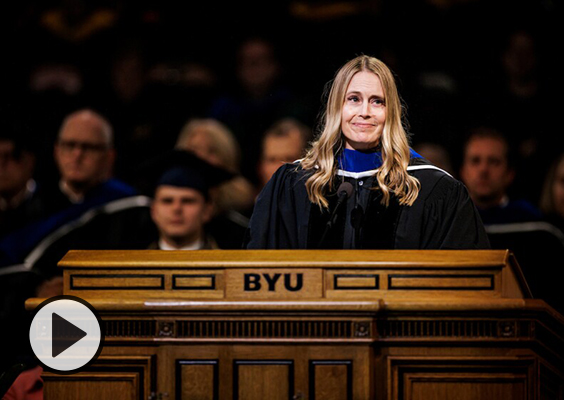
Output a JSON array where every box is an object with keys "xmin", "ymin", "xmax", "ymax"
[
  {"xmin": 552, "ymin": 158, "xmax": 564, "ymax": 217},
  {"xmin": 341, "ymin": 71, "xmax": 387, "ymax": 151}
]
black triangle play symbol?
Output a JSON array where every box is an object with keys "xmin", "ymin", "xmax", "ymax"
[{"xmin": 52, "ymin": 312, "xmax": 87, "ymax": 358}]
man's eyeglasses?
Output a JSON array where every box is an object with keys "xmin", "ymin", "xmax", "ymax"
[{"xmin": 57, "ymin": 140, "xmax": 109, "ymax": 154}]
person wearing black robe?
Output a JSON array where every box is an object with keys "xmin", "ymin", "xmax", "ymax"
[
  {"xmin": 247, "ymin": 149, "xmax": 489, "ymax": 249},
  {"xmin": 144, "ymin": 150, "xmax": 234, "ymax": 251},
  {"xmin": 246, "ymin": 55, "xmax": 489, "ymax": 250}
]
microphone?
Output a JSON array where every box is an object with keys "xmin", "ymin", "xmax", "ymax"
[
  {"xmin": 334, "ymin": 182, "xmax": 354, "ymax": 213},
  {"xmin": 318, "ymin": 182, "xmax": 354, "ymax": 247}
]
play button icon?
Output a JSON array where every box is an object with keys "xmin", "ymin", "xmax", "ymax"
[
  {"xmin": 29, "ymin": 295, "xmax": 103, "ymax": 374},
  {"xmin": 51, "ymin": 312, "xmax": 87, "ymax": 358}
]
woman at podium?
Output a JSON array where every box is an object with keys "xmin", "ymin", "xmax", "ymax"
[{"xmin": 247, "ymin": 55, "xmax": 489, "ymax": 250}]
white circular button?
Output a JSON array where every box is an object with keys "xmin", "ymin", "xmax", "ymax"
[{"xmin": 29, "ymin": 295, "xmax": 103, "ymax": 374}]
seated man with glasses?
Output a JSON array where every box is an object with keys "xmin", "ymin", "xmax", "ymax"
[
  {"xmin": 0, "ymin": 109, "xmax": 156, "ymax": 277},
  {"xmin": 51, "ymin": 109, "xmax": 131, "ymax": 208},
  {"xmin": 0, "ymin": 110, "xmax": 156, "ymax": 383}
]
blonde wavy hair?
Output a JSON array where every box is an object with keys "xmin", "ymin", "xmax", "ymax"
[
  {"xmin": 175, "ymin": 118, "xmax": 255, "ymax": 213},
  {"xmin": 301, "ymin": 55, "xmax": 420, "ymax": 209},
  {"xmin": 176, "ymin": 119, "xmax": 241, "ymax": 173}
]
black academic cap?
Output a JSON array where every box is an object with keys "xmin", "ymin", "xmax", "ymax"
[{"xmin": 140, "ymin": 149, "xmax": 234, "ymax": 199}]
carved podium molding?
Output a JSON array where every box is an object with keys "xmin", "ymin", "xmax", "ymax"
[{"xmin": 26, "ymin": 250, "xmax": 564, "ymax": 400}]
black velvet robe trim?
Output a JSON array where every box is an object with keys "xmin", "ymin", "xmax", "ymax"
[{"xmin": 307, "ymin": 180, "xmax": 400, "ymax": 249}]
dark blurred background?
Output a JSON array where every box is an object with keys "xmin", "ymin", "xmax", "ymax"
[{"xmin": 1, "ymin": 0, "xmax": 561, "ymax": 202}]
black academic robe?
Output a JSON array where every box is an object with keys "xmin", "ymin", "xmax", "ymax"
[{"xmin": 247, "ymin": 157, "xmax": 490, "ymax": 249}]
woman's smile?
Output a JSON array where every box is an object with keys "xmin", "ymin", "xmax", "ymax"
[{"xmin": 341, "ymin": 71, "xmax": 387, "ymax": 150}]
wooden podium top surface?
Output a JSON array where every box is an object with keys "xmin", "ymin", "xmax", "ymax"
[
  {"xmin": 59, "ymin": 249, "xmax": 511, "ymax": 268},
  {"xmin": 32, "ymin": 249, "xmax": 534, "ymax": 310}
]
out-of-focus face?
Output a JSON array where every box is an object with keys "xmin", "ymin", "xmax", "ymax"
[
  {"xmin": 54, "ymin": 115, "xmax": 114, "ymax": 190},
  {"xmin": 552, "ymin": 158, "xmax": 564, "ymax": 217},
  {"xmin": 460, "ymin": 137, "xmax": 514, "ymax": 207},
  {"xmin": 503, "ymin": 31, "xmax": 536, "ymax": 80},
  {"xmin": 341, "ymin": 71, "xmax": 387, "ymax": 151},
  {"xmin": 0, "ymin": 140, "xmax": 34, "ymax": 198},
  {"xmin": 237, "ymin": 40, "xmax": 279, "ymax": 95},
  {"xmin": 151, "ymin": 185, "xmax": 212, "ymax": 247},
  {"xmin": 258, "ymin": 129, "xmax": 304, "ymax": 186}
]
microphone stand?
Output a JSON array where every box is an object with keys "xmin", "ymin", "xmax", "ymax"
[{"xmin": 318, "ymin": 182, "xmax": 354, "ymax": 248}]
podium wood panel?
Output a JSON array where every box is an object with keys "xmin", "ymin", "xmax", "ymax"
[
  {"xmin": 43, "ymin": 373, "xmax": 138, "ymax": 400},
  {"xmin": 177, "ymin": 360, "xmax": 217, "ymax": 400},
  {"xmin": 26, "ymin": 250, "xmax": 564, "ymax": 399}
]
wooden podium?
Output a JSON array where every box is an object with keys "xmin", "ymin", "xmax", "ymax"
[{"xmin": 26, "ymin": 250, "xmax": 564, "ymax": 400}]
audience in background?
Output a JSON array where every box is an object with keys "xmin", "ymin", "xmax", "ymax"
[
  {"xmin": 0, "ymin": 4, "xmax": 557, "ymax": 268},
  {"xmin": 22, "ymin": 58, "xmax": 88, "ymax": 184},
  {"xmin": 175, "ymin": 119, "xmax": 255, "ymax": 248},
  {"xmin": 0, "ymin": 131, "xmax": 44, "ymax": 383},
  {"xmin": 150, "ymin": 181, "xmax": 215, "ymax": 250},
  {"xmin": 148, "ymin": 151, "xmax": 230, "ymax": 250},
  {"xmin": 101, "ymin": 39, "xmax": 155, "ymax": 181},
  {"xmin": 476, "ymin": 28, "xmax": 559, "ymax": 204},
  {"xmin": 257, "ymin": 117, "xmax": 312, "ymax": 189},
  {"xmin": 50, "ymin": 109, "xmax": 120, "ymax": 206},
  {"xmin": 208, "ymin": 36, "xmax": 313, "ymax": 182},
  {"xmin": 412, "ymin": 142, "xmax": 454, "ymax": 177},
  {"xmin": 460, "ymin": 128, "xmax": 563, "ymax": 315},
  {"xmin": 176, "ymin": 119, "xmax": 240, "ymax": 170},
  {"xmin": 176, "ymin": 118, "xmax": 255, "ymax": 214},
  {"xmin": 1, "ymin": 2, "xmax": 561, "ymax": 394},
  {"xmin": 0, "ymin": 130, "xmax": 39, "ymax": 238},
  {"xmin": 0, "ymin": 109, "xmax": 154, "ymax": 276},
  {"xmin": 459, "ymin": 127, "xmax": 541, "ymax": 225}
]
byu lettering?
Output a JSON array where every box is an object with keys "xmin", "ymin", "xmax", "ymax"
[{"xmin": 244, "ymin": 273, "xmax": 303, "ymax": 292}]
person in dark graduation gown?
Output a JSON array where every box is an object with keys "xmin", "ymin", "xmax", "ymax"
[
  {"xmin": 145, "ymin": 150, "xmax": 234, "ymax": 251},
  {"xmin": 247, "ymin": 55, "xmax": 489, "ymax": 250},
  {"xmin": 133, "ymin": 149, "xmax": 235, "ymax": 251}
]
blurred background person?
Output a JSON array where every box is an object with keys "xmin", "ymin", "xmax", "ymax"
[
  {"xmin": 175, "ymin": 118, "xmax": 254, "ymax": 248},
  {"xmin": 99, "ymin": 38, "xmax": 156, "ymax": 182},
  {"xmin": 48, "ymin": 109, "xmax": 126, "ymax": 208},
  {"xmin": 144, "ymin": 149, "xmax": 233, "ymax": 250},
  {"xmin": 257, "ymin": 117, "xmax": 312, "ymax": 190},
  {"xmin": 0, "ymin": 128, "xmax": 40, "ymax": 238},
  {"xmin": 0, "ymin": 109, "xmax": 154, "ymax": 274},
  {"xmin": 412, "ymin": 141, "xmax": 454, "ymax": 177},
  {"xmin": 0, "ymin": 110, "xmax": 155, "ymax": 373},
  {"xmin": 176, "ymin": 118, "xmax": 255, "ymax": 214},
  {"xmin": 458, "ymin": 126, "xmax": 564, "ymax": 312},
  {"xmin": 149, "ymin": 166, "xmax": 215, "ymax": 250},
  {"xmin": 208, "ymin": 36, "xmax": 314, "ymax": 182},
  {"xmin": 0, "ymin": 129, "xmax": 44, "ymax": 387},
  {"xmin": 466, "ymin": 28, "xmax": 559, "ymax": 205},
  {"xmin": 150, "ymin": 180, "xmax": 215, "ymax": 250},
  {"xmin": 99, "ymin": 36, "xmax": 219, "ymax": 182},
  {"xmin": 21, "ymin": 57, "xmax": 88, "ymax": 184},
  {"xmin": 459, "ymin": 127, "xmax": 542, "ymax": 225}
]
